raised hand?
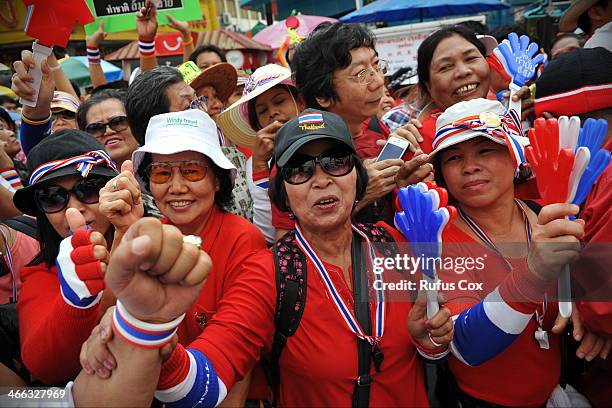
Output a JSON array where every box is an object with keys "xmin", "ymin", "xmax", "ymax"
[
  {"xmin": 407, "ymin": 292, "xmax": 454, "ymax": 350},
  {"xmin": 11, "ymin": 50, "xmax": 55, "ymax": 116},
  {"xmin": 136, "ymin": 0, "xmax": 158, "ymax": 40},
  {"xmin": 86, "ymin": 21, "xmax": 108, "ymax": 49},
  {"xmin": 56, "ymin": 208, "xmax": 109, "ymax": 308},
  {"xmin": 105, "ymin": 217, "xmax": 211, "ymax": 324},
  {"xmin": 527, "ymin": 203, "xmax": 584, "ymax": 281},
  {"xmin": 99, "ymin": 160, "xmax": 144, "ymax": 235},
  {"xmin": 395, "ymin": 150, "xmax": 434, "ymax": 187},
  {"xmin": 166, "ymin": 15, "xmax": 190, "ymax": 36},
  {"xmin": 359, "ymin": 158, "xmax": 403, "ymax": 207},
  {"xmin": 497, "ymin": 32, "xmax": 545, "ymax": 88},
  {"xmin": 252, "ymin": 121, "xmax": 282, "ymax": 173}
]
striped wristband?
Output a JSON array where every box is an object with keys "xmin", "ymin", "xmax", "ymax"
[
  {"xmin": 87, "ymin": 47, "xmax": 101, "ymax": 64},
  {"xmin": 138, "ymin": 37, "xmax": 155, "ymax": 57},
  {"xmin": 112, "ymin": 300, "xmax": 185, "ymax": 348},
  {"xmin": 0, "ymin": 167, "xmax": 22, "ymax": 189}
]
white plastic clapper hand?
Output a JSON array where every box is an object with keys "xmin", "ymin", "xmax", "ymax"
[{"xmin": 20, "ymin": 41, "xmax": 53, "ymax": 108}]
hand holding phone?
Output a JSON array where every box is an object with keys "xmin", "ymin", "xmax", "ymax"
[{"xmin": 376, "ymin": 136, "xmax": 410, "ymax": 162}]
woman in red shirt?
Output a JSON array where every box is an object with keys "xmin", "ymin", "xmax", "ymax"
[
  {"xmin": 409, "ymin": 25, "xmax": 534, "ymax": 155},
  {"xmin": 429, "ymin": 98, "xmax": 583, "ymax": 406}
]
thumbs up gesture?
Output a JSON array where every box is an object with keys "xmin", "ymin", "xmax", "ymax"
[
  {"xmin": 407, "ymin": 291, "xmax": 454, "ymax": 351},
  {"xmin": 56, "ymin": 208, "xmax": 110, "ymax": 309},
  {"xmin": 99, "ymin": 160, "xmax": 145, "ymax": 235}
]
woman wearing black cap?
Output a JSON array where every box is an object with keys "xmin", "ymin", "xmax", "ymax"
[
  {"xmin": 87, "ymin": 109, "xmax": 455, "ymax": 407},
  {"xmin": 13, "ymin": 129, "xmax": 118, "ymax": 384}
]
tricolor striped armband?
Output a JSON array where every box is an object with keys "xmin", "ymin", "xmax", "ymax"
[
  {"xmin": 87, "ymin": 47, "xmax": 101, "ymax": 64},
  {"xmin": 112, "ymin": 300, "xmax": 185, "ymax": 348},
  {"xmin": 450, "ymin": 287, "xmax": 534, "ymax": 366},
  {"xmin": 156, "ymin": 346, "xmax": 227, "ymax": 408},
  {"xmin": 0, "ymin": 168, "xmax": 22, "ymax": 190},
  {"xmin": 139, "ymin": 37, "xmax": 155, "ymax": 57},
  {"xmin": 412, "ymin": 338, "xmax": 450, "ymax": 361}
]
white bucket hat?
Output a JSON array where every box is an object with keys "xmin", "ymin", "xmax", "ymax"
[
  {"xmin": 431, "ymin": 98, "xmax": 529, "ymax": 174},
  {"xmin": 132, "ymin": 110, "xmax": 236, "ymax": 191},
  {"xmin": 216, "ymin": 64, "xmax": 295, "ymax": 147}
]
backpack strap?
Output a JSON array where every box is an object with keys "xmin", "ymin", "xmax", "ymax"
[
  {"xmin": 3, "ymin": 216, "xmax": 39, "ymax": 240},
  {"xmin": 352, "ymin": 230, "xmax": 373, "ymax": 408},
  {"xmin": 270, "ymin": 223, "xmax": 398, "ymax": 406},
  {"xmin": 270, "ymin": 230, "xmax": 307, "ymax": 394}
]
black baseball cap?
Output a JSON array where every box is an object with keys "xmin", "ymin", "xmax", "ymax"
[
  {"xmin": 274, "ymin": 109, "xmax": 356, "ymax": 167},
  {"xmin": 535, "ymin": 47, "xmax": 612, "ymax": 117},
  {"xmin": 13, "ymin": 129, "xmax": 118, "ymax": 215}
]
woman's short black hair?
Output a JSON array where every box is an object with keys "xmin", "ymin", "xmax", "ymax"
[
  {"xmin": 126, "ymin": 66, "xmax": 185, "ymax": 145},
  {"xmin": 417, "ymin": 25, "xmax": 486, "ymax": 99},
  {"xmin": 77, "ymin": 89, "xmax": 127, "ymax": 131},
  {"xmin": 291, "ymin": 22, "xmax": 376, "ymax": 110},
  {"xmin": 189, "ymin": 45, "xmax": 227, "ymax": 64},
  {"xmin": 247, "ymin": 84, "xmax": 302, "ymax": 131},
  {"xmin": 269, "ymin": 153, "xmax": 368, "ymax": 213},
  {"xmin": 138, "ymin": 152, "xmax": 234, "ymax": 212}
]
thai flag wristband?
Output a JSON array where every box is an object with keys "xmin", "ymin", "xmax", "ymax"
[
  {"xmin": 138, "ymin": 37, "xmax": 155, "ymax": 57},
  {"xmin": 87, "ymin": 47, "xmax": 101, "ymax": 64},
  {"xmin": 0, "ymin": 167, "xmax": 22, "ymax": 190},
  {"xmin": 112, "ymin": 300, "xmax": 185, "ymax": 349}
]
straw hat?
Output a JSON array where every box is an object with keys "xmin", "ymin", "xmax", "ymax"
[
  {"xmin": 189, "ymin": 62, "xmax": 237, "ymax": 103},
  {"xmin": 216, "ymin": 64, "xmax": 294, "ymax": 147}
]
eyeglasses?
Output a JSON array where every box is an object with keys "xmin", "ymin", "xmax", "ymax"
[
  {"xmin": 85, "ymin": 116, "xmax": 129, "ymax": 138},
  {"xmin": 189, "ymin": 96, "xmax": 208, "ymax": 112},
  {"xmin": 34, "ymin": 177, "xmax": 108, "ymax": 213},
  {"xmin": 343, "ymin": 60, "xmax": 389, "ymax": 85},
  {"xmin": 146, "ymin": 160, "xmax": 209, "ymax": 184},
  {"xmin": 52, "ymin": 110, "xmax": 76, "ymax": 122},
  {"xmin": 281, "ymin": 151, "xmax": 355, "ymax": 185}
]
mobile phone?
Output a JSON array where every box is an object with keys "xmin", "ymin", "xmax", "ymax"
[{"xmin": 376, "ymin": 136, "xmax": 409, "ymax": 162}]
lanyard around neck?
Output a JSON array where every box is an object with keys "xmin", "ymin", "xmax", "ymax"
[
  {"xmin": 294, "ymin": 224, "xmax": 385, "ymax": 346},
  {"xmin": 458, "ymin": 200, "xmax": 547, "ymax": 327}
]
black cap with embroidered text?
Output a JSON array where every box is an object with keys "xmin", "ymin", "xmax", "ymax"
[{"xmin": 274, "ymin": 109, "xmax": 356, "ymax": 167}]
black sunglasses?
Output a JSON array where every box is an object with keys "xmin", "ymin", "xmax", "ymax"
[
  {"xmin": 52, "ymin": 110, "xmax": 76, "ymax": 122},
  {"xmin": 281, "ymin": 150, "xmax": 355, "ymax": 185},
  {"xmin": 34, "ymin": 177, "xmax": 108, "ymax": 213},
  {"xmin": 85, "ymin": 116, "xmax": 129, "ymax": 137}
]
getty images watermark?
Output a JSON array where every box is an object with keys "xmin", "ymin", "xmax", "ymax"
[{"xmin": 371, "ymin": 253, "xmax": 488, "ymax": 292}]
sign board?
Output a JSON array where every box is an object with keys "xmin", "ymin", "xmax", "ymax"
[
  {"xmin": 84, "ymin": 0, "xmax": 202, "ymax": 35},
  {"xmin": 373, "ymin": 15, "xmax": 487, "ymax": 76}
]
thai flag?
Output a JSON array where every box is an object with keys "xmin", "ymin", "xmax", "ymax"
[{"xmin": 299, "ymin": 112, "xmax": 324, "ymax": 125}]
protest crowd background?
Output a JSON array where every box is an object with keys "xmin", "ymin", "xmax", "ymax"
[{"xmin": 0, "ymin": 0, "xmax": 611, "ymax": 406}]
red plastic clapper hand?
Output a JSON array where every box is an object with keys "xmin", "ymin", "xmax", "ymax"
[
  {"xmin": 56, "ymin": 208, "xmax": 109, "ymax": 308},
  {"xmin": 525, "ymin": 118, "xmax": 575, "ymax": 205}
]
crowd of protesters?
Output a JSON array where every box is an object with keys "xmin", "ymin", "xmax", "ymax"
[{"xmin": 0, "ymin": 0, "xmax": 611, "ymax": 406}]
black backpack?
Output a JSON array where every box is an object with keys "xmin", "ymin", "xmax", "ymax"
[{"xmin": 269, "ymin": 223, "xmax": 399, "ymax": 407}]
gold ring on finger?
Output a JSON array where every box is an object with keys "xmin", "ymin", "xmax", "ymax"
[{"xmin": 183, "ymin": 235, "xmax": 202, "ymax": 250}]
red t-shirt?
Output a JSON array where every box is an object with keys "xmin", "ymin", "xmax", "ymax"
[
  {"xmin": 185, "ymin": 223, "xmax": 430, "ymax": 407},
  {"xmin": 439, "ymin": 223, "xmax": 560, "ymax": 406},
  {"xmin": 171, "ymin": 206, "xmax": 267, "ymax": 343}
]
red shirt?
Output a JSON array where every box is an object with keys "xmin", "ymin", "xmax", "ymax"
[
  {"xmin": 186, "ymin": 223, "xmax": 429, "ymax": 407},
  {"xmin": 172, "ymin": 206, "xmax": 267, "ymax": 343},
  {"xmin": 576, "ymin": 138, "xmax": 612, "ymax": 337},
  {"xmin": 439, "ymin": 223, "xmax": 560, "ymax": 406}
]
